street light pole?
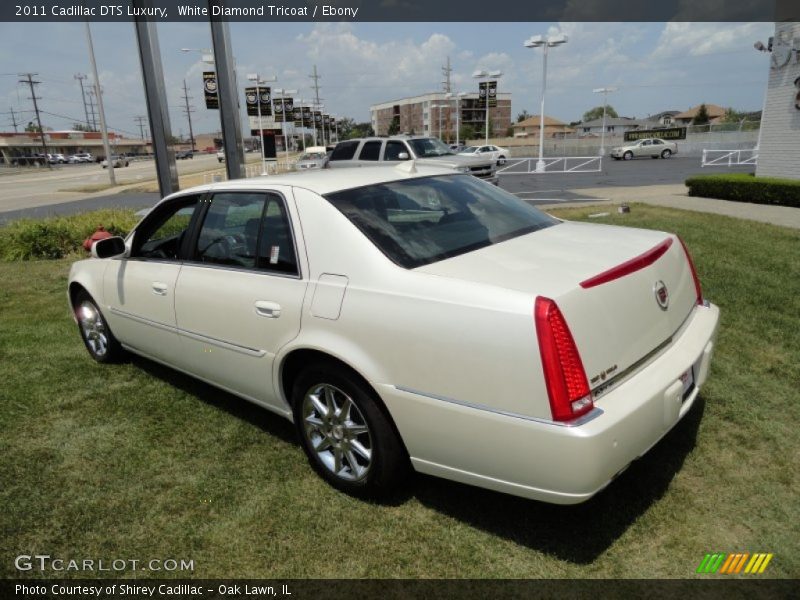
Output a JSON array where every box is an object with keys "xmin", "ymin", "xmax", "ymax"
[
  {"xmin": 525, "ymin": 33, "xmax": 568, "ymax": 173},
  {"xmin": 593, "ymin": 86, "xmax": 616, "ymax": 156}
]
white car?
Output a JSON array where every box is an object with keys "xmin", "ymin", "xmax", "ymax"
[
  {"xmin": 610, "ymin": 138, "xmax": 678, "ymax": 160},
  {"xmin": 101, "ymin": 155, "xmax": 130, "ymax": 168},
  {"xmin": 458, "ymin": 144, "xmax": 510, "ymax": 165},
  {"xmin": 68, "ymin": 164, "xmax": 719, "ymax": 504}
]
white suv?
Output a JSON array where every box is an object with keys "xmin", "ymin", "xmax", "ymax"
[{"xmin": 328, "ymin": 136, "xmax": 498, "ymax": 184}]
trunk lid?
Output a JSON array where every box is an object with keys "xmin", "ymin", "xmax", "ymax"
[{"xmin": 415, "ymin": 221, "xmax": 697, "ymax": 391}]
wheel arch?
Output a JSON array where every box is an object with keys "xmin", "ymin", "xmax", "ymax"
[{"xmin": 278, "ymin": 347, "xmax": 410, "ymax": 457}]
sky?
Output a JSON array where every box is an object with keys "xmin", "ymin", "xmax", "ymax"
[{"xmin": 0, "ymin": 21, "xmax": 775, "ymax": 139}]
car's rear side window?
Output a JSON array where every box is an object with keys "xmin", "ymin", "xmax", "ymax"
[
  {"xmin": 325, "ymin": 175, "xmax": 558, "ymax": 269},
  {"xmin": 358, "ymin": 141, "xmax": 382, "ymax": 161},
  {"xmin": 330, "ymin": 141, "xmax": 359, "ymax": 161}
]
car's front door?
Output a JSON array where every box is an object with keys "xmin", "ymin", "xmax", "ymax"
[
  {"xmin": 635, "ymin": 139, "xmax": 652, "ymax": 157},
  {"xmin": 103, "ymin": 195, "xmax": 202, "ymax": 364},
  {"xmin": 174, "ymin": 188, "xmax": 307, "ymax": 409}
]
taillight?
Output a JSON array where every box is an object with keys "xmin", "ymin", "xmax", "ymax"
[
  {"xmin": 534, "ymin": 297, "xmax": 593, "ymax": 422},
  {"xmin": 678, "ymin": 236, "xmax": 703, "ymax": 305}
]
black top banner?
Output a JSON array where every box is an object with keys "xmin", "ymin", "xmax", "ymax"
[
  {"xmin": 479, "ymin": 81, "xmax": 498, "ymax": 109},
  {"xmin": 3, "ymin": 0, "xmax": 797, "ymax": 21},
  {"xmin": 625, "ymin": 127, "xmax": 687, "ymax": 141},
  {"xmin": 202, "ymin": 72, "xmax": 218, "ymax": 110}
]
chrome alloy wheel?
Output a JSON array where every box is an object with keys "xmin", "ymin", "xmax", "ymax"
[
  {"xmin": 302, "ymin": 383, "xmax": 373, "ymax": 482},
  {"xmin": 78, "ymin": 301, "xmax": 108, "ymax": 357}
]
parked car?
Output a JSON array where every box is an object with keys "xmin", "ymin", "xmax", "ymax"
[
  {"xmin": 611, "ymin": 138, "xmax": 678, "ymax": 160},
  {"xmin": 69, "ymin": 165, "xmax": 719, "ymax": 504},
  {"xmin": 328, "ymin": 136, "xmax": 498, "ymax": 184},
  {"xmin": 458, "ymin": 144, "xmax": 510, "ymax": 165},
  {"xmin": 294, "ymin": 151, "xmax": 329, "ymax": 170},
  {"xmin": 68, "ymin": 153, "xmax": 94, "ymax": 163},
  {"xmin": 176, "ymin": 150, "xmax": 194, "ymax": 160},
  {"xmin": 48, "ymin": 153, "xmax": 67, "ymax": 164},
  {"xmin": 101, "ymin": 155, "xmax": 130, "ymax": 168},
  {"xmin": 216, "ymin": 149, "xmax": 225, "ymax": 163}
]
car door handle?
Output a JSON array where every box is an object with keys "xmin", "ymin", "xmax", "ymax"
[
  {"xmin": 255, "ymin": 301, "xmax": 281, "ymax": 318},
  {"xmin": 151, "ymin": 282, "xmax": 168, "ymax": 296}
]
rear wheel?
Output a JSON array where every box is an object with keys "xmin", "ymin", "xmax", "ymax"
[
  {"xmin": 497, "ymin": 155, "xmax": 506, "ymax": 165},
  {"xmin": 292, "ymin": 363, "xmax": 409, "ymax": 498},
  {"xmin": 623, "ymin": 151, "xmax": 633, "ymax": 160},
  {"xmin": 74, "ymin": 291, "xmax": 123, "ymax": 363},
  {"xmin": 661, "ymin": 149, "xmax": 672, "ymax": 159}
]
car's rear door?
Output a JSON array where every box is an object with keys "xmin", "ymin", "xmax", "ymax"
[{"xmin": 173, "ymin": 187, "xmax": 307, "ymax": 409}]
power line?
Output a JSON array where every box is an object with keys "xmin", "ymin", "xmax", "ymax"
[
  {"xmin": 8, "ymin": 106, "xmax": 19, "ymax": 132},
  {"xmin": 18, "ymin": 72, "xmax": 51, "ymax": 168}
]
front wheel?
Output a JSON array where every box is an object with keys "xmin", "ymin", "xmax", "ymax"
[
  {"xmin": 623, "ymin": 151, "xmax": 633, "ymax": 161},
  {"xmin": 661, "ymin": 149, "xmax": 672, "ymax": 159},
  {"xmin": 74, "ymin": 291, "xmax": 124, "ymax": 363},
  {"xmin": 292, "ymin": 363, "xmax": 409, "ymax": 499},
  {"xmin": 497, "ymin": 156, "xmax": 506, "ymax": 166}
]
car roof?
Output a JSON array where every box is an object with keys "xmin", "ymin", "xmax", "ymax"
[{"xmin": 165, "ymin": 163, "xmax": 460, "ymax": 200}]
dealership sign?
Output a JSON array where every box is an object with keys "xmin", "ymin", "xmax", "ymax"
[
  {"xmin": 478, "ymin": 80, "xmax": 497, "ymax": 108},
  {"xmin": 624, "ymin": 127, "xmax": 686, "ymax": 141},
  {"xmin": 203, "ymin": 72, "xmax": 218, "ymax": 109},
  {"xmin": 245, "ymin": 86, "xmax": 272, "ymax": 116}
]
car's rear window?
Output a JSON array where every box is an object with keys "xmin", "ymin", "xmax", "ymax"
[
  {"xmin": 330, "ymin": 141, "xmax": 359, "ymax": 161},
  {"xmin": 324, "ymin": 174, "xmax": 558, "ymax": 268}
]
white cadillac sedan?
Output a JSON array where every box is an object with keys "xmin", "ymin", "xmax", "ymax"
[{"xmin": 68, "ymin": 164, "xmax": 719, "ymax": 504}]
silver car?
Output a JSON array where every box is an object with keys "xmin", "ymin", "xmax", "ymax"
[
  {"xmin": 611, "ymin": 138, "xmax": 678, "ymax": 160},
  {"xmin": 294, "ymin": 151, "xmax": 329, "ymax": 170}
]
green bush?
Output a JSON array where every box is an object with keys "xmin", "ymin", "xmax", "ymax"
[
  {"xmin": 685, "ymin": 173, "xmax": 800, "ymax": 208},
  {"xmin": 0, "ymin": 209, "xmax": 140, "ymax": 261}
]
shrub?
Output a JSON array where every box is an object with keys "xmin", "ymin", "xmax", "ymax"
[
  {"xmin": 0, "ymin": 209, "xmax": 140, "ymax": 261},
  {"xmin": 685, "ymin": 173, "xmax": 800, "ymax": 208}
]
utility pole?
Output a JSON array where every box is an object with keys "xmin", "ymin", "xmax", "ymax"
[
  {"xmin": 9, "ymin": 106, "xmax": 18, "ymax": 133},
  {"xmin": 134, "ymin": 115, "xmax": 147, "ymax": 141},
  {"xmin": 74, "ymin": 73, "xmax": 91, "ymax": 130},
  {"xmin": 309, "ymin": 65, "xmax": 322, "ymax": 146},
  {"xmin": 442, "ymin": 55, "xmax": 452, "ymax": 93},
  {"xmin": 87, "ymin": 89, "xmax": 98, "ymax": 130},
  {"xmin": 19, "ymin": 73, "xmax": 51, "ymax": 168},
  {"xmin": 181, "ymin": 79, "xmax": 196, "ymax": 151},
  {"xmin": 85, "ymin": 22, "xmax": 115, "ymax": 185}
]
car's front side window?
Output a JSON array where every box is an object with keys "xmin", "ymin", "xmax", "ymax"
[
  {"xmin": 192, "ymin": 192, "xmax": 266, "ymax": 269},
  {"xmin": 131, "ymin": 196, "xmax": 201, "ymax": 260}
]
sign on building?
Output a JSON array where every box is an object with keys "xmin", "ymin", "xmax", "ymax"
[{"xmin": 624, "ymin": 127, "xmax": 687, "ymax": 141}]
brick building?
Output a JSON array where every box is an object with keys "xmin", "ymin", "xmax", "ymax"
[{"xmin": 370, "ymin": 92, "xmax": 512, "ymax": 141}]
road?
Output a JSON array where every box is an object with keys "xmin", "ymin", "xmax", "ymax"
[
  {"xmin": 0, "ymin": 155, "xmax": 755, "ymax": 222},
  {"xmin": 498, "ymin": 156, "xmax": 754, "ymax": 203}
]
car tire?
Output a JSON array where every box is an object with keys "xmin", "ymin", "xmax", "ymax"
[
  {"xmin": 623, "ymin": 151, "xmax": 633, "ymax": 160},
  {"xmin": 497, "ymin": 156, "xmax": 506, "ymax": 166},
  {"xmin": 661, "ymin": 149, "xmax": 672, "ymax": 159},
  {"xmin": 292, "ymin": 363, "xmax": 409, "ymax": 499},
  {"xmin": 74, "ymin": 291, "xmax": 124, "ymax": 363}
]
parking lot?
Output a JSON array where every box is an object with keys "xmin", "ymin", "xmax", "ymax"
[{"xmin": 0, "ymin": 154, "xmax": 756, "ymax": 221}]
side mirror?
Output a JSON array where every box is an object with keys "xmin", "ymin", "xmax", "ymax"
[
  {"xmin": 91, "ymin": 236, "xmax": 127, "ymax": 259},
  {"xmin": 397, "ymin": 152, "xmax": 409, "ymax": 160}
]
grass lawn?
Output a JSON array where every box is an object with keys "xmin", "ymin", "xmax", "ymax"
[{"xmin": 1, "ymin": 204, "xmax": 798, "ymax": 579}]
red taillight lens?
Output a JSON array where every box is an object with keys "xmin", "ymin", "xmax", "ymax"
[
  {"xmin": 678, "ymin": 236, "xmax": 703, "ymax": 305},
  {"xmin": 534, "ymin": 297, "xmax": 593, "ymax": 422}
]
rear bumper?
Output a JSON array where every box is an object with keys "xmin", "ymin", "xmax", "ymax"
[{"xmin": 379, "ymin": 301, "xmax": 720, "ymax": 504}]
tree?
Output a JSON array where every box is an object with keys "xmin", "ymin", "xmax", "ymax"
[
  {"xmin": 72, "ymin": 122, "xmax": 95, "ymax": 132},
  {"xmin": 582, "ymin": 105, "xmax": 618, "ymax": 122},
  {"xmin": 387, "ymin": 118, "xmax": 400, "ymax": 136},
  {"xmin": 459, "ymin": 124, "xmax": 476, "ymax": 142},
  {"xmin": 335, "ymin": 116, "xmax": 356, "ymax": 139},
  {"xmin": 25, "ymin": 121, "xmax": 41, "ymax": 133},
  {"xmin": 721, "ymin": 107, "xmax": 744, "ymax": 123},
  {"xmin": 516, "ymin": 110, "xmax": 531, "ymax": 123},
  {"xmin": 692, "ymin": 104, "xmax": 710, "ymax": 126}
]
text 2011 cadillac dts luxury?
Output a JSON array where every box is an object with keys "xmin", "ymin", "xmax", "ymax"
[{"xmin": 68, "ymin": 164, "xmax": 719, "ymax": 504}]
